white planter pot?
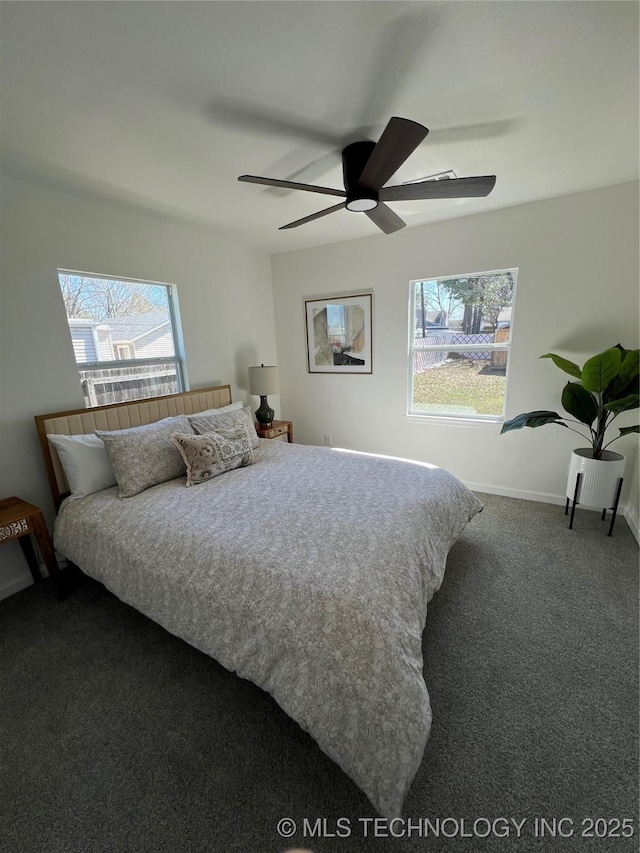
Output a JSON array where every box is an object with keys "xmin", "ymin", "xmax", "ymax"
[{"xmin": 566, "ymin": 448, "xmax": 625, "ymax": 509}]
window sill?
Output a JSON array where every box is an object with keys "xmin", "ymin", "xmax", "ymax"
[{"xmin": 404, "ymin": 413, "xmax": 503, "ymax": 428}]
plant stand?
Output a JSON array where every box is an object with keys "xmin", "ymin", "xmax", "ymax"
[
  {"xmin": 564, "ymin": 473, "xmax": 624, "ymax": 536},
  {"xmin": 565, "ymin": 448, "xmax": 626, "ymax": 536}
]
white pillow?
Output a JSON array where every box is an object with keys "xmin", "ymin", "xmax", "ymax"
[
  {"xmin": 191, "ymin": 401, "xmax": 243, "ymax": 417},
  {"xmin": 47, "ymin": 433, "xmax": 117, "ymax": 499}
]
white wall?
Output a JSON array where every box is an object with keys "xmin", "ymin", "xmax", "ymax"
[
  {"xmin": 0, "ymin": 174, "xmax": 277, "ymax": 596},
  {"xmin": 625, "ymin": 453, "xmax": 640, "ymax": 542},
  {"xmin": 272, "ymin": 182, "xmax": 639, "ymax": 525}
]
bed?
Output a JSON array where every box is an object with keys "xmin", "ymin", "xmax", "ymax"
[{"xmin": 35, "ymin": 385, "xmax": 482, "ymax": 818}]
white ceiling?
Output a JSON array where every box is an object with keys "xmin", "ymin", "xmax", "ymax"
[{"xmin": 1, "ymin": 1, "xmax": 638, "ymax": 254}]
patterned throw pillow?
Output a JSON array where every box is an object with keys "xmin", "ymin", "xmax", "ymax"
[
  {"xmin": 96, "ymin": 415, "xmax": 193, "ymax": 498},
  {"xmin": 171, "ymin": 423, "xmax": 255, "ymax": 486},
  {"xmin": 188, "ymin": 406, "xmax": 259, "ymax": 449}
]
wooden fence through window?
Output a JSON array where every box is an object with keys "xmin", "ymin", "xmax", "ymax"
[
  {"xmin": 413, "ymin": 330, "xmax": 509, "ymax": 373},
  {"xmin": 79, "ymin": 364, "xmax": 179, "ymax": 407}
]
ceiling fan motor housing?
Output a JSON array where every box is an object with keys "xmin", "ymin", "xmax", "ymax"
[{"xmin": 342, "ymin": 141, "xmax": 378, "ymax": 211}]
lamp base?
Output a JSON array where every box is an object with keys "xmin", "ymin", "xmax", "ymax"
[{"xmin": 255, "ymin": 396, "xmax": 275, "ymax": 428}]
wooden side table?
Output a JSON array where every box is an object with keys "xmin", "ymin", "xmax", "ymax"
[
  {"xmin": 0, "ymin": 497, "xmax": 60, "ymax": 584},
  {"xmin": 255, "ymin": 420, "xmax": 294, "ymax": 443}
]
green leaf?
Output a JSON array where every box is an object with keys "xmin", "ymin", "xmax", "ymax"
[
  {"xmin": 615, "ymin": 343, "xmax": 637, "ymax": 364},
  {"xmin": 616, "ymin": 349, "xmax": 639, "ymax": 388},
  {"xmin": 604, "ymin": 394, "xmax": 640, "ymax": 415},
  {"xmin": 581, "ymin": 347, "xmax": 622, "ymax": 393},
  {"xmin": 618, "ymin": 425, "xmax": 640, "ymax": 437},
  {"xmin": 540, "ymin": 353, "xmax": 582, "ymax": 379},
  {"xmin": 500, "ymin": 411, "xmax": 565, "ymax": 434},
  {"xmin": 561, "ymin": 382, "xmax": 598, "ymax": 425}
]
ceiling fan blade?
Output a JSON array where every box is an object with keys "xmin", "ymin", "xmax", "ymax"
[
  {"xmin": 380, "ymin": 175, "xmax": 497, "ymax": 201},
  {"xmin": 279, "ymin": 202, "xmax": 347, "ymax": 230},
  {"xmin": 238, "ymin": 175, "xmax": 346, "ymax": 197},
  {"xmin": 210, "ymin": 98, "xmax": 341, "ymax": 146},
  {"xmin": 357, "ymin": 117, "xmax": 429, "ymax": 193},
  {"xmin": 357, "ymin": 10, "xmax": 439, "ymax": 128},
  {"xmin": 365, "ymin": 203, "xmax": 406, "ymax": 234},
  {"xmin": 428, "ymin": 119, "xmax": 519, "ymax": 145}
]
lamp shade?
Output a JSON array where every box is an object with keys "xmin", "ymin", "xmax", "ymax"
[{"xmin": 248, "ymin": 365, "xmax": 279, "ymax": 396}]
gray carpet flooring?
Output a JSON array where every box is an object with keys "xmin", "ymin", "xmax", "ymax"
[{"xmin": 0, "ymin": 494, "xmax": 637, "ymax": 853}]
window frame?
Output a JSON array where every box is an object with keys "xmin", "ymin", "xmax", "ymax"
[
  {"xmin": 58, "ymin": 269, "xmax": 189, "ymax": 407},
  {"xmin": 406, "ymin": 268, "xmax": 518, "ymax": 424}
]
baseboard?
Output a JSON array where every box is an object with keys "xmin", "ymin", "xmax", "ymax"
[
  {"xmin": 465, "ymin": 481, "xmax": 635, "ymax": 522},
  {"xmin": 464, "ymin": 482, "xmax": 570, "ymax": 506},
  {"xmin": 0, "ymin": 573, "xmax": 35, "ymax": 602},
  {"xmin": 624, "ymin": 504, "xmax": 639, "ymax": 544}
]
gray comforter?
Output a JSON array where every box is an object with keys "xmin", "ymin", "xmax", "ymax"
[{"xmin": 54, "ymin": 440, "xmax": 482, "ymax": 816}]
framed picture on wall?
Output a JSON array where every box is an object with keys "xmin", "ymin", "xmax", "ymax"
[{"xmin": 305, "ymin": 293, "xmax": 373, "ymax": 374}]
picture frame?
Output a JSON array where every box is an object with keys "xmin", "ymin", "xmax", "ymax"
[{"xmin": 305, "ymin": 293, "xmax": 373, "ymax": 374}]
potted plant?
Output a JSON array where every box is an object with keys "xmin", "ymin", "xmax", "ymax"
[{"xmin": 501, "ymin": 344, "xmax": 639, "ymax": 524}]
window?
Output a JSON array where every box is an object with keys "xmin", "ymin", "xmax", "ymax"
[
  {"xmin": 57, "ymin": 271, "xmax": 187, "ymax": 407},
  {"xmin": 408, "ymin": 268, "xmax": 517, "ymax": 420},
  {"xmin": 114, "ymin": 343, "xmax": 135, "ymax": 360}
]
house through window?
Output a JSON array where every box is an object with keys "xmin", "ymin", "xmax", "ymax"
[
  {"xmin": 408, "ymin": 268, "xmax": 517, "ymax": 420},
  {"xmin": 57, "ymin": 271, "xmax": 187, "ymax": 407}
]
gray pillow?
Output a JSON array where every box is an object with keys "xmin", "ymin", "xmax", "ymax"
[
  {"xmin": 96, "ymin": 415, "xmax": 193, "ymax": 498},
  {"xmin": 171, "ymin": 423, "xmax": 255, "ymax": 486},
  {"xmin": 188, "ymin": 406, "xmax": 259, "ymax": 449}
]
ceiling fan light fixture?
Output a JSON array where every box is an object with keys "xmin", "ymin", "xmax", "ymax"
[{"xmin": 346, "ymin": 197, "xmax": 379, "ymax": 212}]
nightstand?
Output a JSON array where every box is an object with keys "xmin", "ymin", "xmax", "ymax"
[
  {"xmin": 0, "ymin": 497, "xmax": 60, "ymax": 584},
  {"xmin": 254, "ymin": 420, "xmax": 294, "ymax": 443}
]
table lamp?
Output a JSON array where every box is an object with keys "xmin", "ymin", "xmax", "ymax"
[{"xmin": 248, "ymin": 364, "xmax": 279, "ymax": 428}]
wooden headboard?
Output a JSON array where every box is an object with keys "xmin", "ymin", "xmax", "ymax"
[{"xmin": 35, "ymin": 384, "xmax": 233, "ymax": 509}]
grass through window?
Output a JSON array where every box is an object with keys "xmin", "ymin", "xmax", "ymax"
[{"xmin": 412, "ymin": 359, "xmax": 506, "ymax": 417}]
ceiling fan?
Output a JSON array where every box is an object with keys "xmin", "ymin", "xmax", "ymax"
[{"xmin": 238, "ymin": 116, "xmax": 496, "ymax": 234}]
